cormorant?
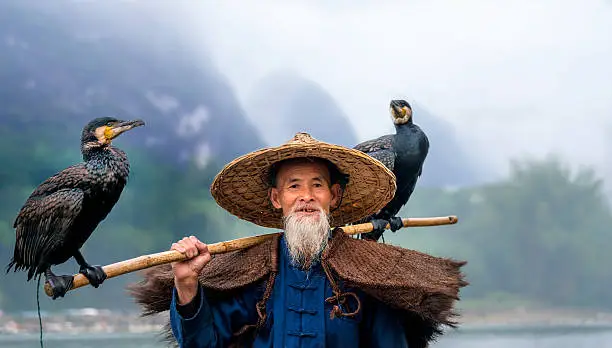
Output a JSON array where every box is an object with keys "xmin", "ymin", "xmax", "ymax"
[
  {"xmin": 353, "ymin": 100, "xmax": 429, "ymax": 241},
  {"xmin": 6, "ymin": 117, "xmax": 145, "ymax": 299}
]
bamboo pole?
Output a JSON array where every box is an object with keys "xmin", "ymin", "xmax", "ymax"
[
  {"xmin": 44, "ymin": 215, "xmax": 458, "ymax": 298},
  {"xmin": 340, "ymin": 215, "xmax": 458, "ymax": 235}
]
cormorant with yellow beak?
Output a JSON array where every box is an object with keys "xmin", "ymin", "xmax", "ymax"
[
  {"xmin": 7, "ymin": 117, "xmax": 145, "ymax": 298},
  {"xmin": 353, "ymin": 100, "xmax": 429, "ymax": 241}
]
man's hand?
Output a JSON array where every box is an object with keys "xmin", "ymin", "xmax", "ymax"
[{"xmin": 171, "ymin": 236, "xmax": 212, "ymax": 305}]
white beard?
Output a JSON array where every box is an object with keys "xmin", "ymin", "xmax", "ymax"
[{"xmin": 283, "ymin": 207, "xmax": 330, "ymax": 269}]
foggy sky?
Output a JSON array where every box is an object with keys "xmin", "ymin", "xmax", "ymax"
[
  {"xmin": 28, "ymin": 0, "xmax": 612, "ymax": 182},
  {"xmin": 178, "ymin": 0, "xmax": 612, "ymax": 182}
]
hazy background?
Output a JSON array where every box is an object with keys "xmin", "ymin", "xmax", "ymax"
[{"xmin": 1, "ymin": 0, "xmax": 611, "ymax": 345}]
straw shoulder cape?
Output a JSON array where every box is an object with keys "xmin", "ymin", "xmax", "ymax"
[{"xmin": 129, "ymin": 230, "xmax": 468, "ymax": 347}]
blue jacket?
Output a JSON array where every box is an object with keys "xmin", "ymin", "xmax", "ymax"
[{"xmin": 170, "ymin": 235, "xmax": 409, "ymax": 347}]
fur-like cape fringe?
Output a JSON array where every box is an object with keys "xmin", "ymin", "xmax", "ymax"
[{"xmin": 128, "ymin": 230, "xmax": 468, "ymax": 347}]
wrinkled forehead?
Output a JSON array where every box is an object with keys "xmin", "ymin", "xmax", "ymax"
[
  {"xmin": 277, "ymin": 161, "xmax": 330, "ymax": 181},
  {"xmin": 269, "ymin": 157, "xmax": 332, "ymax": 186}
]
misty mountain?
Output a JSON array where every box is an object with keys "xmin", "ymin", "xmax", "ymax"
[
  {"xmin": 0, "ymin": 1, "xmax": 481, "ymax": 187},
  {"xmin": 246, "ymin": 71, "xmax": 359, "ymax": 147},
  {"xmin": 0, "ymin": 2, "xmax": 273, "ymax": 310},
  {"xmin": 0, "ymin": 1, "xmax": 265, "ymax": 168},
  {"xmin": 245, "ymin": 69, "xmax": 481, "ymax": 186}
]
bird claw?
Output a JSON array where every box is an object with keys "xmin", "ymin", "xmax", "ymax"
[
  {"xmin": 362, "ymin": 219, "xmax": 389, "ymax": 241},
  {"xmin": 389, "ymin": 216, "xmax": 404, "ymax": 232},
  {"xmin": 79, "ymin": 265, "xmax": 107, "ymax": 288},
  {"xmin": 47, "ymin": 275, "xmax": 74, "ymax": 300}
]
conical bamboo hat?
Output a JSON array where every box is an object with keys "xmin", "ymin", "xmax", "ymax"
[{"xmin": 210, "ymin": 132, "xmax": 396, "ymax": 229}]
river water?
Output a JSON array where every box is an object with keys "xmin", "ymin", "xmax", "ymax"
[{"xmin": 1, "ymin": 327, "xmax": 612, "ymax": 348}]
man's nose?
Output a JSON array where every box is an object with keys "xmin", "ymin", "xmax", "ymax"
[{"xmin": 298, "ymin": 187, "xmax": 315, "ymax": 201}]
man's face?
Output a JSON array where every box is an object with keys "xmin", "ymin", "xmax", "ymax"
[
  {"xmin": 269, "ymin": 159, "xmax": 342, "ymax": 267},
  {"xmin": 269, "ymin": 160, "xmax": 341, "ymax": 218}
]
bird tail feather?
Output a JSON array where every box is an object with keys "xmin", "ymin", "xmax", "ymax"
[{"xmin": 5, "ymin": 259, "xmax": 16, "ymax": 273}]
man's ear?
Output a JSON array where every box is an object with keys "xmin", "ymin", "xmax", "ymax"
[
  {"xmin": 330, "ymin": 183, "xmax": 342, "ymax": 209},
  {"xmin": 269, "ymin": 187, "xmax": 282, "ymax": 209}
]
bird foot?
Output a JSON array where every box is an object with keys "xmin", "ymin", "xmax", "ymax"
[
  {"xmin": 79, "ymin": 265, "xmax": 107, "ymax": 288},
  {"xmin": 46, "ymin": 275, "xmax": 74, "ymax": 300},
  {"xmin": 389, "ymin": 216, "xmax": 404, "ymax": 232},
  {"xmin": 363, "ymin": 219, "xmax": 389, "ymax": 241}
]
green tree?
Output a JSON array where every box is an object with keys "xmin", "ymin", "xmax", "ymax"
[{"xmin": 389, "ymin": 155, "xmax": 612, "ymax": 309}]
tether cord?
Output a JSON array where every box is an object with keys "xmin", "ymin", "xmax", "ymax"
[{"xmin": 37, "ymin": 274, "xmax": 44, "ymax": 348}]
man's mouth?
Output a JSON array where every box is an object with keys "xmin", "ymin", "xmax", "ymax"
[{"xmin": 294, "ymin": 206, "xmax": 320, "ymax": 214}]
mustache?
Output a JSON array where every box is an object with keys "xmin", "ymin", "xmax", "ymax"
[{"xmin": 291, "ymin": 203, "xmax": 324, "ymax": 213}]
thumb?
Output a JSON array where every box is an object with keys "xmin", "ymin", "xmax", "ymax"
[
  {"xmin": 189, "ymin": 252, "xmax": 212, "ymax": 274},
  {"xmin": 195, "ymin": 240, "xmax": 209, "ymax": 254}
]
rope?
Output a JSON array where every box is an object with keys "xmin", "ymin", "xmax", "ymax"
[
  {"xmin": 321, "ymin": 257, "xmax": 361, "ymax": 319},
  {"xmin": 232, "ymin": 271, "xmax": 277, "ymax": 339},
  {"xmin": 36, "ymin": 274, "xmax": 44, "ymax": 348}
]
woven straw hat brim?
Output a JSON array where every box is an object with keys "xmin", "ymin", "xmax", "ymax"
[{"xmin": 210, "ymin": 133, "xmax": 397, "ymax": 229}]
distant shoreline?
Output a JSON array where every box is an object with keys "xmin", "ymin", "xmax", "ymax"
[
  {"xmin": 2, "ymin": 325, "xmax": 612, "ymax": 342},
  {"xmin": 2, "ymin": 307, "xmax": 612, "ymax": 336},
  {"xmin": 458, "ymin": 306, "xmax": 612, "ymax": 328}
]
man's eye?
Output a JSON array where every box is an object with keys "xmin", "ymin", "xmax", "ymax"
[{"xmin": 289, "ymin": 184, "xmax": 298, "ymax": 189}]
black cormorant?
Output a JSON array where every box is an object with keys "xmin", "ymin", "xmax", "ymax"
[
  {"xmin": 7, "ymin": 117, "xmax": 145, "ymax": 299},
  {"xmin": 353, "ymin": 100, "xmax": 429, "ymax": 241}
]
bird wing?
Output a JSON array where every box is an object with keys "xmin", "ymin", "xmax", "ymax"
[
  {"xmin": 353, "ymin": 134, "xmax": 393, "ymax": 153},
  {"xmin": 364, "ymin": 149, "xmax": 396, "ymax": 171},
  {"xmin": 353, "ymin": 135, "xmax": 396, "ymax": 171},
  {"xmin": 26, "ymin": 164, "xmax": 89, "ymax": 199},
  {"xmin": 13, "ymin": 188, "xmax": 84, "ymax": 277}
]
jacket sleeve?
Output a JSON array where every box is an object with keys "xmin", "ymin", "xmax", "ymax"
[{"xmin": 170, "ymin": 284, "xmax": 259, "ymax": 348}]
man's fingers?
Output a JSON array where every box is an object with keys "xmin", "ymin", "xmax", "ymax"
[
  {"xmin": 189, "ymin": 236, "xmax": 209, "ymax": 254},
  {"xmin": 171, "ymin": 237, "xmax": 201, "ymax": 259},
  {"xmin": 171, "ymin": 236, "xmax": 212, "ymax": 282},
  {"xmin": 171, "ymin": 242, "xmax": 186, "ymax": 254},
  {"xmin": 181, "ymin": 236, "xmax": 199, "ymax": 258}
]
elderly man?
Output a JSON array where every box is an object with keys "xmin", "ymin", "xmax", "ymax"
[{"xmin": 131, "ymin": 133, "xmax": 466, "ymax": 348}]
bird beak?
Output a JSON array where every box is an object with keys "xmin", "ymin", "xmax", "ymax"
[
  {"xmin": 109, "ymin": 119, "xmax": 145, "ymax": 139},
  {"xmin": 389, "ymin": 101, "xmax": 404, "ymax": 117}
]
